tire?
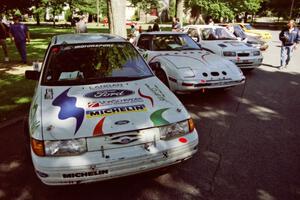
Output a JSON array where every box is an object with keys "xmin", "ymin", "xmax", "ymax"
[
  {"xmin": 23, "ymin": 117, "xmax": 32, "ymax": 163},
  {"xmin": 155, "ymin": 69, "xmax": 170, "ymax": 88}
]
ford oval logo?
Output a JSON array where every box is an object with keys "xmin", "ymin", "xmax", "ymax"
[
  {"xmin": 114, "ymin": 120, "xmax": 130, "ymax": 125},
  {"xmin": 84, "ymin": 89, "xmax": 134, "ymax": 98}
]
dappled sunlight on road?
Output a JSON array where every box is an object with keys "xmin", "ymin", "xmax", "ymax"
[
  {"xmin": 155, "ymin": 173, "xmax": 202, "ymax": 197},
  {"xmin": 248, "ymin": 105, "xmax": 279, "ymax": 121},
  {"xmin": 0, "ymin": 160, "xmax": 21, "ymax": 173},
  {"xmin": 257, "ymin": 189, "xmax": 276, "ymax": 200}
]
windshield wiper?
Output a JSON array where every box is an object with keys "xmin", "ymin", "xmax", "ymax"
[{"xmin": 182, "ymin": 47, "xmax": 200, "ymax": 50}]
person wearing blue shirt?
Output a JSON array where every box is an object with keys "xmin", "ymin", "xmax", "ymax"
[
  {"xmin": 9, "ymin": 15, "xmax": 30, "ymax": 64},
  {"xmin": 279, "ymin": 20, "xmax": 300, "ymax": 69}
]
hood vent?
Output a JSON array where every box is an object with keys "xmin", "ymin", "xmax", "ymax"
[{"xmin": 211, "ymin": 72, "xmax": 219, "ymax": 76}]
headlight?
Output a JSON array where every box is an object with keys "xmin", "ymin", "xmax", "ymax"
[
  {"xmin": 159, "ymin": 119, "xmax": 195, "ymax": 140},
  {"xmin": 44, "ymin": 138, "xmax": 87, "ymax": 156},
  {"xmin": 179, "ymin": 68, "xmax": 195, "ymax": 78},
  {"xmin": 253, "ymin": 51, "xmax": 260, "ymax": 56},
  {"xmin": 223, "ymin": 51, "xmax": 236, "ymax": 56}
]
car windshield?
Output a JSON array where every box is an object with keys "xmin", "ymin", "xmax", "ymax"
[
  {"xmin": 152, "ymin": 34, "xmax": 200, "ymax": 51},
  {"xmin": 244, "ymin": 24, "xmax": 253, "ymax": 30},
  {"xmin": 201, "ymin": 28, "xmax": 236, "ymax": 40},
  {"xmin": 233, "ymin": 25, "xmax": 247, "ymax": 39},
  {"xmin": 42, "ymin": 42, "xmax": 153, "ymax": 85}
]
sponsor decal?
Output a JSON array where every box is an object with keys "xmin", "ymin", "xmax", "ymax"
[
  {"xmin": 84, "ymin": 89, "xmax": 134, "ymax": 99},
  {"xmin": 29, "ymin": 96, "xmax": 40, "ymax": 135},
  {"xmin": 52, "ymin": 88, "xmax": 84, "ymax": 135},
  {"xmin": 138, "ymin": 88, "xmax": 154, "ymax": 107},
  {"xmin": 62, "ymin": 170, "xmax": 109, "ymax": 178},
  {"xmin": 150, "ymin": 108, "xmax": 170, "ymax": 126},
  {"xmin": 88, "ymin": 83, "xmax": 124, "ymax": 90},
  {"xmin": 87, "ymin": 98, "xmax": 144, "ymax": 108},
  {"xmin": 93, "ymin": 117, "xmax": 105, "ymax": 136},
  {"xmin": 44, "ymin": 88, "xmax": 53, "ymax": 100},
  {"xmin": 145, "ymin": 84, "xmax": 172, "ymax": 104},
  {"xmin": 86, "ymin": 104, "xmax": 147, "ymax": 119},
  {"xmin": 114, "ymin": 120, "xmax": 130, "ymax": 125}
]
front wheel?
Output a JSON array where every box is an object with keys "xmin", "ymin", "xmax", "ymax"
[{"xmin": 23, "ymin": 117, "xmax": 31, "ymax": 163}]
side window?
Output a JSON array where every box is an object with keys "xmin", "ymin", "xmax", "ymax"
[{"xmin": 137, "ymin": 35, "xmax": 152, "ymax": 50}]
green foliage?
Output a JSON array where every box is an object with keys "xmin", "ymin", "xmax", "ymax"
[
  {"xmin": 130, "ymin": 0, "xmax": 160, "ymax": 14},
  {"xmin": 185, "ymin": 0, "xmax": 263, "ymax": 21},
  {"xmin": 64, "ymin": 8, "xmax": 72, "ymax": 22}
]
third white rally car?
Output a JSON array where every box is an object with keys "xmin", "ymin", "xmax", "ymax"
[
  {"xmin": 134, "ymin": 31, "xmax": 245, "ymax": 93},
  {"xmin": 24, "ymin": 34, "xmax": 198, "ymax": 185},
  {"xmin": 183, "ymin": 25, "xmax": 263, "ymax": 69}
]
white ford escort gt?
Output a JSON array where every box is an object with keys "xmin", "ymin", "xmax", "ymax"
[
  {"xmin": 24, "ymin": 34, "xmax": 198, "ymax": 185},
  {"xmin": 134, "ymin": 32, "xmax": 245, "ymax": 93},
  {"xmin": 183, "ymin": 25, "xmax": 263, "ymax": 69}
]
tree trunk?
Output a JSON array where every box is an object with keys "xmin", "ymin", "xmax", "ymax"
[
  {"xmin": 176, "ymin": 0, "xmax": 184, "ymax": 25},
  {"xmin": 36, "ymin": 13, "xmax": 40, "ymax": 25},
  {"xmin": 108, "ymin": 0, "xmax": 126, "ymax": 38}
]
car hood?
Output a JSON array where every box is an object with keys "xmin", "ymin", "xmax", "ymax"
[
  {"xmin": 216, "ymin": 40, "xmax": 255, "ymax": 50},
  {"xmin": 149, "ymin": 50, "xmax": 236, "ymax": 72},
  {"xmin": 39, "ymin": 77, "xmax": 188, "ymax": 140}
]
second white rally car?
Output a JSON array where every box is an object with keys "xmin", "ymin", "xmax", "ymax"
[
  {"xmin": 24, "ymin": 34, "xmax": 198, "ymax": 185},
  {"xmin": 183, "ymin": 25, "xmax": 263, "ymax": 69},
  {"xmin": 134, "ymin": 31, "xmax": 245, "ymax": 93}
]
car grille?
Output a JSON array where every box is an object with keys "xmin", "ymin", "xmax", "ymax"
[{"xmin": 237, "ymin": 53, "xmax": 250, "ymax": 57}]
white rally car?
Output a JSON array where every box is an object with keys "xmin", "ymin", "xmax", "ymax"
[
  {"xmin": 24, "ymin": 34, "xmax": 198, "ymax": 185},
  {"xmin": 183, "ymin": 25, "xmax": 263, "ymax": 69},
  {"xmin": 134, "ymin": 31, "xmax": 245, "ymax": 93}
]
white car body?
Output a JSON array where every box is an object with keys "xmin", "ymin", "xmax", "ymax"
[
  {"xmin": 25, "ymin": 34, "xmax": 198, "ymax": 185},
  {"xmin": 134, "ymin": 32, "xmax": 245, "ymax": 93},
  {"xmin": 183, "ymin": 25, "xmax": 263, "ymax": 69}
]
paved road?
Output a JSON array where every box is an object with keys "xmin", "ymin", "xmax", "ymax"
[{"xmin": 0, "ymin": 30, "xmax": 299, "ymax": 200}]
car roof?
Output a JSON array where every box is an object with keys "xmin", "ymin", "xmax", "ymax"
[
  {"xmin": 51, "ymin": 33, "xmax": 126, "ymax": 45},
  {"xmin": 139, "ymin": 31, "xmax": 187, "ymax": 35},
  {"xmin": 184, "ymin": 24, "xmax": 224, "ymax": 29}
]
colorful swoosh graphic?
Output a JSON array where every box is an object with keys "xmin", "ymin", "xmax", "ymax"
[
  {"xmin": 138, "ymin": 88, "xmax": 154, "ymax": 107},
  {"xmin": 52, "ymin": 88, "xmax": 84, "ymax": 135},
  {"xmin": 93, "ymin": 117, "xmax": 105, "ymax": 136},
  {"xmin": 150, "ymin": 108, "xmax": 169, "ymax": 126}
]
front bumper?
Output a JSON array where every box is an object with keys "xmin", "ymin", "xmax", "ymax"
[
  {"xmin": 173, "ymin": 77, "xmax": 245, "ymax": 92},
  {"xmin": 32, "ymin": 131, "xmax": 198, "ymax": 185},
  {"xmin": 229, "ymin": 57, "xmax": 263, "ymax": 69}
]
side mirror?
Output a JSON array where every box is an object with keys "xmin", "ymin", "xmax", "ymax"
[
  {"xmin": 149, "ymin": 62, "xmax": 161, "ymax": 72},
  {"xmin": 25, "ymin": 70, "xmax": 40, "ymax": 80}
]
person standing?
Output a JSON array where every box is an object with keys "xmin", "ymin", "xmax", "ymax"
[
  {"xmin": 172, "ymin": 18, "xmax": 181, "ymax": 32},
  {"xmin": 75, "ymin": 16, "xmax": 87, "ymax": 33},
  {"xmin": 152, "ymin": 22, "xmax": 160, "ymax": 31},
  {"xmin": 279, "ymin": 20, "xmax": 300, "ymax": 68},
  {"xmin": 0, "ymin": 17, "xmax": 9, "ymax": 62},
  {"xmin": 9, "ymin": 15, "xmax": 30, "ymax": 64}
]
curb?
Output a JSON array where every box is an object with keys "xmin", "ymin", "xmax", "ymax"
[{"xmin": 0, "ymin": 116, "xmax": 24, "ymax": 129}]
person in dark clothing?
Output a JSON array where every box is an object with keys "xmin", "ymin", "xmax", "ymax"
[
  {"xmin": 152, "ymin": 22, "xmax": 160, "ymax": 31},
  {"xmin": 9, "ymin": 15, "xmax": 30, "ymax": 64},
  {"xmin": 279, "ymin": 20, "xmax": 300, "ymax": 68},
  {"xmin": 0, "ymin": 17, "xmax": 9, "ymax": 61}
]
